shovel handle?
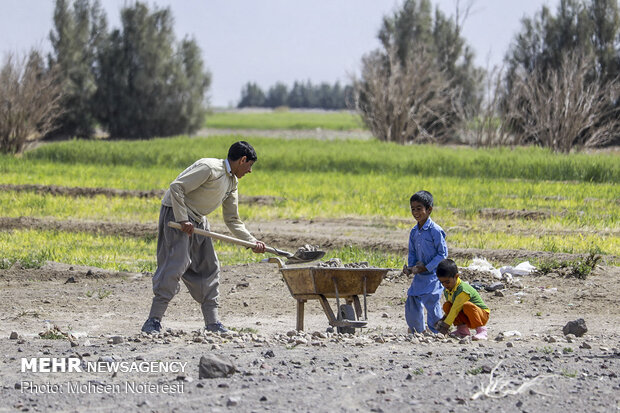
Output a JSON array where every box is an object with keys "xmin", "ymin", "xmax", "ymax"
[{"xmin": 167, "ymin": 221, "xmax": 286, "ymax": 256}]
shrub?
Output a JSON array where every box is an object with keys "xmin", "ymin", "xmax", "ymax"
[{"xmin": 0, "ymin": 51, "xmax": 63, "ymax": 154}]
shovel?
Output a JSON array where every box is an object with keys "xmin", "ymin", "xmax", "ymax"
[{"xmin": 167, "ymin": 221, "xmax": 325, "ymax": 264}]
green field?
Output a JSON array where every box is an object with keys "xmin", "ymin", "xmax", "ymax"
[
  {"xmin": 205, "ymin": 110, "xmax": 364, "ymax": 131},
  {"xmin": 1, "ymin": 133, "xmax": 618, "ymax": 271}
]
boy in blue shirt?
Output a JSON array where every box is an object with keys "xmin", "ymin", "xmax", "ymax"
[{"xmin": 402, "ymin": 190, "xmax": 448, "ymax": 334}]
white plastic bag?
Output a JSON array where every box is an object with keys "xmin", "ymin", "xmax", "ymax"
[{"xmin": 499, "ymin": 261, "xmax": 536, "ymax": 276}]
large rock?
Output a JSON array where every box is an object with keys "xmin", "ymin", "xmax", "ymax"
[
  {"xmin": 198, "ymin": 354, "xmax": 237, "ymax": 379},
  {"xmin": 562, "ymin": 318, "xmax": 587, "ymax": 337}
]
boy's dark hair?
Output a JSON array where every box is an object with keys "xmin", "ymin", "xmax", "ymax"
[
  {"xmin": 436, "ymin": 259, "xmax": 459, "ymax": 278},
  {"xmin": 228, "ymin": 141, "xmax": 257, "ymax": 162},
  {"xmin": 410, "ymin": 190, "xmax": 433, "ymax": 209}
]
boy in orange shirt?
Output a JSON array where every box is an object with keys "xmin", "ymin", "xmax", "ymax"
[{"xmin": 435, "ymin": 259, "xmax": 490, "ymax": 340}]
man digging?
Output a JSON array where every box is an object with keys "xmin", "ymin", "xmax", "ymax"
[{"xmin": 141, "ymin": 141, "xmax": 266, "ymax": 334}]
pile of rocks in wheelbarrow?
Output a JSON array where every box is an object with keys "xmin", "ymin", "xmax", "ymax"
[{"xmin": 316, "ymin": 258, "xmax": 373, "ymax": 268}]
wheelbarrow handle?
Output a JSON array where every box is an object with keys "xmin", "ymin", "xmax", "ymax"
[{"xmin": 167, "ymin": 221, "xmax": 291, "ymax": 257}]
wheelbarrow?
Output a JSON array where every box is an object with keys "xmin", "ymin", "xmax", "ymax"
[{"xmin": 270, "ymin": 258, "xmax": 389, "ymax": 333}]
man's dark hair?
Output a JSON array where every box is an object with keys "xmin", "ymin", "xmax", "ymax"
[
  {"xmin": 437, "ymin": 259, "xmax": 459, "ymax": 278},
  {"xmin": 228, "ymin": 141, "xmax": 257, "ymax": 162},
  {"xmin": 410, "ymin": 190, "xmax": 433, "ymax": 208}
]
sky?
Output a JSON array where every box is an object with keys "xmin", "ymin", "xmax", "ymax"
[{"xmin": 1, "ymin": 0, "xmax": 559, "ymax": 107}]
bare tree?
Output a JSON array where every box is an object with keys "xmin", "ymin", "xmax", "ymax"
[
  {"xmin": 464, "ymin": 65, "xmax": 514, "ymax": 147},
  {"xmin": 0, "ymin": 51, "xmax": 64, "ymax": 154},
  {"xmin": 353, "ymin": 46, "xmax": 462, "ymax": 144},
  {"xmin": 504, "ymin": 51, "xmax": 620, "ymax": 153}
]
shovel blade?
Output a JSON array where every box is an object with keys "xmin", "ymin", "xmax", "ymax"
[{"xmin": 286, "ymin": 250, "xmax": 326, "ymax": 264}]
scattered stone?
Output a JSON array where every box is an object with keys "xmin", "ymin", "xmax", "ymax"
[
  {"xmin": 108, "ymin": 336, "xmax": 124, "ymax": 344},
  {"xmin": 226, "ymin": 397, "xmax": 239, "ymax": 407},
  {"xmin": 485, "ymin": 282, "xmax": 504, "ymax": 292},
  {"xmin": 198, "ymin": 354, "xmax": 237, "ymax": 379},
  {"xmin": 494, "ymin": 290, "xmax": 505, "ymax": 297},
  {"xmin": 259, "ymin": 396, "xmax": 268, "ymax": 402},
  {"xmin": 64, "ymin": 276, "xmax": 77, "ymax": 284},
  {"xmin": 176, "ymin": 375, "xmax": 193, "ymax": 383},
  {"xmin": 382, "ymin": 313, "xmax": 390, "ymax": 318},
  {"xmin": 506, "ymin": 342, "xmax": 514, "ymax": 348},
  {"xmin": 263, "ymin": 350, "xmax": 275, "ymax": 358},
  {"xmin": 470, "ymin": 282, "xmax": 485, "ymax": 291},
  {"xmin": 312, "ymin": 331, "xmax": 327, "ymax": 339},
  {"xmin": 98, "ymin": 356, "xmax": 117, "ymax": 364},
  {"xmin": 9, "ymin": 332, "xmax": 18, "ymax": 340},
  {"xmin": 580, "ymin": 342, "xmax": 592, "ymax": 349},
  {"xmin": 563, "ymin": 318, "xmax": 587, "ymax": 337}
]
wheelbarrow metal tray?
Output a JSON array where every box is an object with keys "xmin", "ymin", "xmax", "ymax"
[{"xmin": 280, "ymin": 267, "xmax": 388, "ymax": 298}]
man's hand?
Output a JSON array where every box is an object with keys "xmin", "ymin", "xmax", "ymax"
[
  {"xmin": 435, "ymin": 320, "xmax": 450, "ymax": 335},
  {"xmin": 252, "ymin": 241, "xmax": 266, "ymax": 254},
  {"xmin": 180, "ymin": 221, "xmax": 194, "ymax": 235}
]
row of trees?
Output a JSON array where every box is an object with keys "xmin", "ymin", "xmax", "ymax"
[
  {"xmin": 0, "ymin": 0, "xmax": 211, "ymax": 153},
  {"xmin": 353, "ymin": 0, "xmax": 620, "ymax": 152},
  {"xmin": 238, "ymin": 81, "xmax": 353, "ymax": 110},
  {"xmin": 2, "ymin": 0, "xmax": 618, "ymax": 154}
]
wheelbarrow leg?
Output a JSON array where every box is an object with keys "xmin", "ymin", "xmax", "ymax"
[
  {"xmin": 296, "ymin": 299, "xmax": 306, "ymax": 331},
  {"xmin": 352, "ymin": 295, "xmax": 363, "ymax": 321},
  {"xmin": 318, "ymin": 295, "xmax": 338, "ymax": 325},
  {"xmin": 363, "ymin": 275, "xmax": 368, "ymax": 320},
  {"xmin": 332, "ymin": 277, "xmax": 340, "ymax": 315}
]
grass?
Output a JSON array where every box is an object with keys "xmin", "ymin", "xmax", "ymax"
[
  {"xmin": 86, "ymin": 289, "xmax": 112, "ymax": 299},
  {"xmin": 538, "ymin": 346, "xmax": 554, "ymax": 354},
  {"xmin": 467, "ymin": 367, "xmax": 484, "ymax": 375},
  {"xmin": 205, "ymin": 110, "xmax": 364, "ymax": 131},
  {"xmin": 0, "ymin": 229, "xmax": 406, "ymax": 272},
  {"xmin": 15, "ymin": 136, "xmax": 619, "ymax": 183},
  {"xmin": 1, "ymin": 171, "xmax": 616, "ymax": 257},
  {"xmin": 39, "ymin": 330, "xmax": 67, "ymax": 340},
  {"xmin": 535, "ymin": 252, "xmax": 604, "ymax": 278},
  {"xmin": 0, "ymin": 135, "xmax": 618, "ymax": 267},
  {"xmin": 230, "ymin": 327, "xmax": 259, "ymax": 334}
]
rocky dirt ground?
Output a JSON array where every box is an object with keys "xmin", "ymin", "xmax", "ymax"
[
  {"xmin": 0, "ymin": 257, "xmax": 619, "ymax": 412},
  {"xmin": 0, "ymin": 185, "xmax": 618, "ymax": 412}
]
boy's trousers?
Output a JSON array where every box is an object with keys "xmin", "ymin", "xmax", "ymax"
[
  {"xmin": 405, "ymin": 292, "xmax": 443, "ymax": 333},
  {"xmin": 148, "ymin": 206, "xmax": 220, "ymax": 325},
  {"xmin": 443, "ymin": 301, "xmax": 489, "ymax": 328}
]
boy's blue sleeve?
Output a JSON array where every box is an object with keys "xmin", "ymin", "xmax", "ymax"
[
  {"xmin": 425, "ymin": 228, "xmax": 448, "ymax": 273},
  {"xmin": 407, "ymin": 229, "xmax": 416, "ymax": 267}
]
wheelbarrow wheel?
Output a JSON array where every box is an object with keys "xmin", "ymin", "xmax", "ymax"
[{"xmin": 337, "ymin": 304, "xmax": 356, "ymax": 334}]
